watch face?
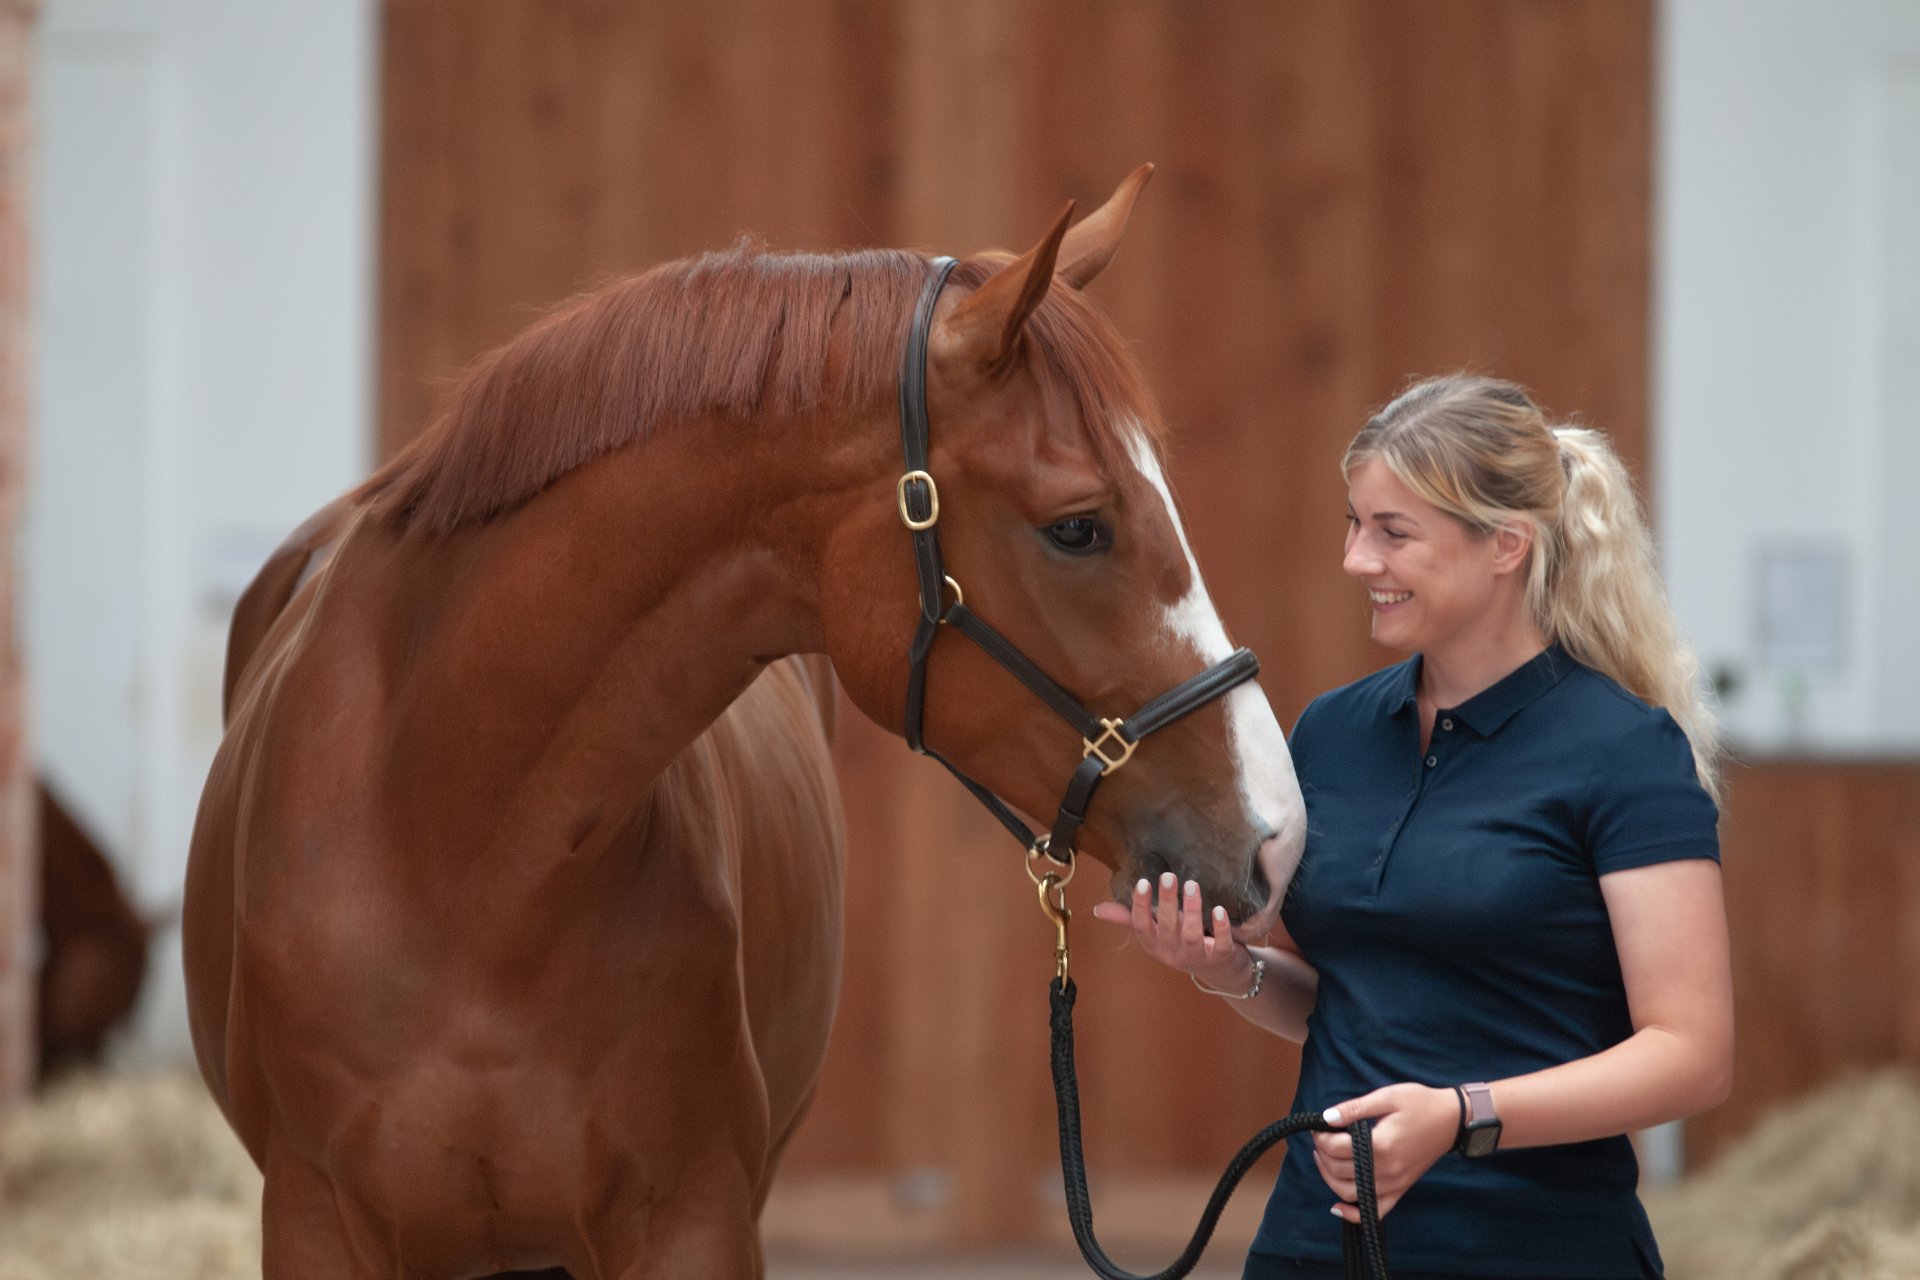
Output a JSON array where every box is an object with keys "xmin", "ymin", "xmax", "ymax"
[{"xmin": 1465, "ymin": 1123, "xmax": 1501, "ymax": 1158}]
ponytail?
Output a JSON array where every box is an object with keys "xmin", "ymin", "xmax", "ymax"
[{"xmin": 1548, "ymin": 427, "xmax": 1722, "ymax": 804}]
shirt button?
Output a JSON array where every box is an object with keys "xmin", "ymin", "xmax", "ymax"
[
  {"xmin": 1441, "ymin": 717, "xmax": 1454, "ymax": 731},
  {"xmin": 1425, "ymin": 755, "xmax": 1438, "ymax": 768}
]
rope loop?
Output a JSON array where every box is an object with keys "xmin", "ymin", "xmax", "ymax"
[{"xmin": 1047, "ymin": 976, "xmax": 1389, "ymax": 1279}]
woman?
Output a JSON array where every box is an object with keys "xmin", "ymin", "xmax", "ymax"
[{"xmin": 1091, "ymin": 375, "xmax": 1732, "ymax": 1280}]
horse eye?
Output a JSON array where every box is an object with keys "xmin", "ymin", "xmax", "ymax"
[{"xmin": 1045, "ymin": 515, "xmax": 1110, "ymax": 555}]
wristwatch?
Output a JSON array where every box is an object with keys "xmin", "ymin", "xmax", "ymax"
[{"xmin": 1453, "ymin": 1082, "xmax": 1501, "ymax": 1157}]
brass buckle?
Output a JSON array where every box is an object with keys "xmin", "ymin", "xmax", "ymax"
[
  {"xmin": 940, "ymin": 574, "xmax": 963, "ymax": 616},
  {"xmin": 1082, "ymin": 718, "xmax": 1135, "ymax": 775},
  {"xmin": 897, "ymin": 470, "xmax": 939, "ymax": 530}
]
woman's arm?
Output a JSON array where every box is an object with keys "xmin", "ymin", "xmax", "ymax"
[
  {"xmin": 1087, "ymin": 872, "xmax": 1320, "ymax": 1042},
  {"xmin": 1470, "ymin": 857, "xmax": 1734, "ymax": 1145},
  {"xmin": 1316, "ymin": 857, "xmax": 1733, "ymax": 1220},
  {"xmin": 1227, "ymin": 941, "xmax": 1320, "ymax": 1042}
]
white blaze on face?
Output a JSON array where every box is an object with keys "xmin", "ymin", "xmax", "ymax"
[{"xmin": 1122, "ymin": 428, "xmax": 1308, "ymax": 918}]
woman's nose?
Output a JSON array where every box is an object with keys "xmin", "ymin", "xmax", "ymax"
[{"xmin": 1343, "ymin": 538, "xmax": 1381, "ymax": 578}]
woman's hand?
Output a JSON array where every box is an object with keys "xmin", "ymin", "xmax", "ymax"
[
  {"xmin": 1088, "ymin": 872, "xmax": 1253, "ymax": 992},
  {"xmin": 1314, "ymin": 1084, "xmax": 1460, "ymax": 1222}
]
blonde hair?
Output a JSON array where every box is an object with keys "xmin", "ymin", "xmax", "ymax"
[{"xmin": 1343, "ymin": 374, "xmax": 1722, "ymax": 805}]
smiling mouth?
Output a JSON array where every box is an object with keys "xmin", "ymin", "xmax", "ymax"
[{"xmin": 1368, "ymin": 589, "xmax": 1412, "ymax": 606}]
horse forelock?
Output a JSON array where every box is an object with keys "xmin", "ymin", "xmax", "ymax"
[{"xmin": 360, "ymin": 242, "xmax": 1167, "ymax": 536}]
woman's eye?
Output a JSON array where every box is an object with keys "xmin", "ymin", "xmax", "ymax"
[
  {"xmin": 1045, "ymin": 515, "xmax": 1111, "ymax": 555},
  {"xmin": 1384, "ymin": 529, "xmax": 1408, "ymax": 541}
]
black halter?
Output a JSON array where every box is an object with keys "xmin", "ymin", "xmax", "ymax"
[{"xmin": 895, "ymin": 256, "xmax": 1261, "ymax": 872}]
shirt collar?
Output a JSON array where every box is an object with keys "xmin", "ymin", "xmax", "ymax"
[{"xmin": 1386, "ymin": 643, "xmax": 1574, "ymax": 737}]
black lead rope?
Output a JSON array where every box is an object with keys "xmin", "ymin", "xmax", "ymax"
[
  {"xmin": 891, "ymin": 255, "xmax": 1389, "ymax": 1278},
  {"xmin": 1049, "ymin": 977, "xmax": 1388, "ymax": 1280}
]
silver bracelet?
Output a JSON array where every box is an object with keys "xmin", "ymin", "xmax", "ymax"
[{"xmin": 1191, "ymin": 955, "xmax": 1265, "ymax": 1000}]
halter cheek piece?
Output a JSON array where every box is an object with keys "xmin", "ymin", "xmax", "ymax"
[{"xmin": 895, "ymin": 256, "xmax": 1260, "ymax": 877}]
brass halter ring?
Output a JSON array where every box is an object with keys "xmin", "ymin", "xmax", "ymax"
[{"xmin": 1025, "ymin": 836, "xmax": 1076, "ymax": 890}]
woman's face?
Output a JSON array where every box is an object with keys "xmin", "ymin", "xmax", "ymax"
[{"xmin": 1342, "ymin": 457, "xmax": 1505, "ymax": 655}]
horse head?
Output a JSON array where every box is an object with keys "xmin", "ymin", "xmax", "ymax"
[{"xmin": 819, "ymin": 168, "xmax": 1306, "ymax": 936}]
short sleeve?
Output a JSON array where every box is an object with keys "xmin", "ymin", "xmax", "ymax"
[{"xmin": 1583, "ymin": 707, "xmax": 1721, "ymax": 874}]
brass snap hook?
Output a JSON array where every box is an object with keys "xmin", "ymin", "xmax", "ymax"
[
  {"xmin": 1029, "ymin": 838, "xmax": 1074, "ymax": 982},
  {"xmin": 1036, "ymin": 872, "xmax": 1071, "ymax": 984}
]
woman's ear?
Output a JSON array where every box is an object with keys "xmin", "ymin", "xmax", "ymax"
[{"xmin": 1490, "ymin": 521, "xmax": 1534, "ymax": 576}]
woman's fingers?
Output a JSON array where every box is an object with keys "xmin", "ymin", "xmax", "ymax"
[
  {"xmin": 1130, "ymin": 877, "xmax": 1153, "ymax": 933},
  {"xmin": 1090, "ymin": 876, "xmax": 1249, "ymax": 981},
  {"xmin": 1314, "ymin": 1131, "xmax": 1354, "ymax": 1160},
  {"xmin": 1331, "ymin": 1191, "xmax": 1404, "ymax": 1223},
  {"xmin": 1313, "ymin": 1148, "xmax": 1356, "ymax": 1201},
  {"xmin": 1207, "ymin": 904, "xmax": 1233, "ymax": 959},
  {"xmin": 1179, "ymin": 880, "xmax": 1207, "ymax": 945},
  {"xmin": 1153, "ymin": 871, "xmax": 1179, "ymax": 939},
  {"xmin": 1315, "ymin": 1149, "xmax": 1354, "ymax": 1178}
]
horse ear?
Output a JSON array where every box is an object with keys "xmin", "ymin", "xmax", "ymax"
[
  {"xmin": 1057, "ymin": 163, "xmax": 1154, "ymax": 290},
  {"xmin": 936, "ymin": 199, "xmax": 1076, "ymax": 372}
]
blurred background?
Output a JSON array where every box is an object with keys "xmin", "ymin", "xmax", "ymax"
[{"xmin": 2, "ymin": 0, "xmax": 1918, "ymax": 1276}]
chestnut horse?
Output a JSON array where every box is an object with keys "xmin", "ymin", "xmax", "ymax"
[{"xmin": 183, "ymin": 167, "xmax": 1306, "ymax": 1279}]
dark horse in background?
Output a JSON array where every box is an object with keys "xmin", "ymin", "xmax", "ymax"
[{"xmin": 182, "ymin": 167, "xmax": 1306, "ymax": 1279}]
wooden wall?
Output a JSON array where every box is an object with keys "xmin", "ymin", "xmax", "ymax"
[
  {"xmin": 1690, "ymin": 761, "xmax": 1920, "ymax": 1166},
  {"xmin": 378, "ymin": 0, "xmax": 1658, "ymax": 1249}
]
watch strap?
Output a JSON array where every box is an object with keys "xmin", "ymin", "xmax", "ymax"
[{"xmin": 1454, "ymin": 1081, "xmax": 1500, "ymax": 1157}]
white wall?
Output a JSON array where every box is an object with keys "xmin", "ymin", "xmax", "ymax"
[
  {"xmin": 1658, "ymin": 0, "xmax": 1920, "ymax": 755},
  {"xmin": 28, "ymin": 0, "xmax": 376, "ymax": 1062}
]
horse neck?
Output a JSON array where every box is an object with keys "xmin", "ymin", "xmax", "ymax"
[{"xmin": 377, "ymin": 407, "xmax": 887, "ymax": 839}]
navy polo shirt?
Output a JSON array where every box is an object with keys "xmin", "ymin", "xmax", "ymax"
[{"xmin": 1250, "ymin": 644, "xmax": 1720, "ymax": 1280}]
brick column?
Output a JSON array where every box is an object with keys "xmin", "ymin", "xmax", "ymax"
[{"xmin": 0, "ymin": 0, "xmax": 39, "ymax": 1112}]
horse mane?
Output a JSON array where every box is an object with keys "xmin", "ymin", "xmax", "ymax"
[{"xmin": 361, "ymin": 241, "xmax": 1166, "ymax": 535}]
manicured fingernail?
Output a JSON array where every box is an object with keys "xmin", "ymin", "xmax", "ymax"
[
  {"xmin": 1184, "ymin": 879, "xmax": 1198, "ymax": 897},
  {"xmin": 1324, "ymin": 1107, "xmax": 1343, "ymax": 1125},
  {"xmin": 1136, "ymin": 878, "xmax": 1150, "ymax": 895},
  {"xmin": 1330, "ymin": 1206, "xmax": 1344, "ymax": 1218},
  {"xmin": 1213, "ymin": 906, "xmax": 1227, "ymax": 919},
  {"xmin": 1160, "ymin": 872, "xmax": 1175, "ymax": 889}
]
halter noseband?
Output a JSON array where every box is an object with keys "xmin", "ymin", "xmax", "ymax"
[{"xmin": 896, "ymin": 256, "xmax": 1261, "ymax": 875}]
